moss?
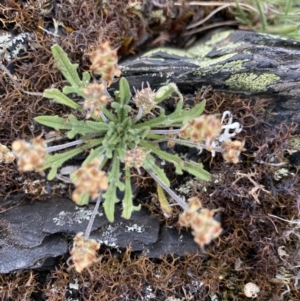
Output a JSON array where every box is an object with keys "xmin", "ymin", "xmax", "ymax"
[{"xmin": 225, "ymin": 72, "xmax": 280, "ymax": 92}]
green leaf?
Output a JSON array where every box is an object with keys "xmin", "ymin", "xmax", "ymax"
[
  {"xmin": 119, "ymin": 77, "xmax": 131, "ymax": 106},
  {"xmin": 136, "ymin": 100, "xmax": 206, "ymax": 129},
  {"xmin": 122, "ymin": 167, "xmax": 141, "ymax": 219},
  {"xmin": 66, "ymin": 115, "xmax": 109, "ymax": 139},
  {"xmin": 182, "ymin": 160, "xmax": 211, "ymax": 181},
  {"xmin": 157, "ymin": 184, "xmax": 173, "ymax": 215},
  {"xmin": 43, "ymin": 88, "xmax": 82, "ymax": 110},
  {"xmin": 44, "ymin": 147, "xmax": 85, "ymax": 180},
  {"xmin": 51, "ymin": 44, "xmax": 88, "ymax": 95},
  {"xmin": 81, "ymin": 145, "xmax": 105, "ymax": 166},
  {"xmin": 140, "ymin": 140, "xmax": 210, "ymax": 181},
  {"xmin": 154, "ymin": 83, "xmax": 182, "ymax": 103},
  {"xmin": 73, "ymin": 193, "xmax": 89, "ymax": 206},
  {"xmin": 102, "ymin": 156, "xmax": 123, "ymax": 222},
  {"xmin": 34, "ymin": 115, "xmax": 71, "ymax": 131},
  {"xmin": 144, "ymin": 154, "xmax": 170, "ymax": 187},
  {"xmin": 140, "ymin": 140, "xmax": 183, "ymax": 174}
]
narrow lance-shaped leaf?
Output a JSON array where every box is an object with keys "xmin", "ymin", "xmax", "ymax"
[
  {"xmin": 102, "ymin": 156, "xmax": 125, "ymax": 222},
  {"xmin": 182, "ymin": 160, "xmax": 211, "ymax": 181},
  {"xmin": 81, "ymin": 145, "xmax": 105, "ymax": 166},
  {"xmin": 63, "ymin": 71, "xmax": 91, "ymax": 95},
  {"xmin": 66, "ymin": 115, "xmax": 109, "ymax": 139},
  {"xmin": 34, "ymin": 115, "xmax": 72, "ymax": 131},
  {"xmin": 44, "ymin": 147, "xmax": 85, "ymax": 180},
  {"xmin": 156, "ymin": 184, "xmax": 173, "ymax": 215},
  {"xmin": 140, "ymin": 140, "xmax": 183, "ymax": 174},
  {"xmin": 122, "ymin": 167, "xmax": 141, "ymax": 219},
  {"xmin": 51, "ymin": 44, "xmax": 88, "ymax": 96},
  {"xmin": 140, "ymin": 140, "xmax": 210, "ymax": 181},
  {"xmin": 43, "ymin": 89, "xmax": 82, "ymax": 110},
  {"xmin": 143, "ymin": 154, "xmax": 170, "ymax": 187},
  {"xmin": 135, "ymin": 100, "xmax": 206, "ymax": 129},
  {"xmin": 119, "ymin": 77, "xmax": 131, "ymax": 106}
]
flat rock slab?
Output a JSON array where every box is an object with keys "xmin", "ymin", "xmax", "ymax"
[{"xmin": 0, "ymin": 196, "xmax": 201, "ymax": 273}]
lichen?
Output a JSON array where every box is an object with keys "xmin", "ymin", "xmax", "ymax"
[
  {"xmin": 193, "ymin": 56, "xmax": 248, "ymax": 76},
  {"xmin": 125, "ymin": 224, "xmax": 145, "ymax": 233},
  {"xmin": 53, "ymin": 207, "xmax": 103, "ymax": 226},
  {"xmin": 225, "ymin": 72, "xmax": 280, "ymax": 92}
]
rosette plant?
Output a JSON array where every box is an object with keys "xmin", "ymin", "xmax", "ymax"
[{"xmin": 32, "ymin": 44, "xmax": 211, "ymax": 222}]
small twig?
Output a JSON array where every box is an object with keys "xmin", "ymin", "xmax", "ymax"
[{"xmin": 268, "ymin": 214, "xmax": 300, "ymax": 225}]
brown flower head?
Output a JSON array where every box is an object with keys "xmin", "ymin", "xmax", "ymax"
[
  {"xmin": 221, "ymin": 139, "xmax": 245, "ymax": 163},
  {"xmin": 88, "ymin": 42, "xmax": 121, "ymax": 86},
  {"xmin": 179, "ymin": 114, "xmax": 222, "ymax": 144},
  {"xmin": 0, "ymin": 143, "xmax": 15, "ymax": 164},
  {"xmin": 72, "ymin": 159, "xmax": 108, "ymax": 202},
  {"xmin": 133, "ymin": 82, "xmax": 156, "ymax": 114},
  {"xmin": 179, "ymin": 197, "xmax": 222, "ymax": 248},
  {"xmin": 12, "ymin": 138, "xmax": 46, "ymax": 171},
  {"xmin": 82, "ymin": 82, "xmax": 110, "ymax": 118},
  {"xmin": 124, "ymin": 147, "xmax": 148, "ymax": 169},
  {"xmin": 69, "ymin": 232, "xmax": 100, "ymax": 273}
]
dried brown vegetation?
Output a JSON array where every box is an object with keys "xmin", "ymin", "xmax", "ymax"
[{"xmin": 1, "ymin": 1, "xmax": 300, "ymax": 300}]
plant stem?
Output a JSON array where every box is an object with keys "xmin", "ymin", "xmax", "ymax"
[
  {"xmin": 46, "ymin": 139, "xmax": 85, "ymax": 153},
  {"xmin": 146, "ymin": 169, "xmax": 188, "ymax": 210},
  {"xmin": 149, "ymin": 129, "xmax": 181, "ymax": 135},
  {"xmin": 85, "ymin": 193, "xmax": 102, "ymax": 238}
]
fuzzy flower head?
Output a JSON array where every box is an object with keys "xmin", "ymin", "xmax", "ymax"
[
  {"xmin": 179, "ymin": 197, "xmax": 222, "ymax": 248},
  {"xmin": 88, "ymin": 41, "xmax": 121, "ymax": 86},
  {"xmin": 82, "ymin": 82, "xmax": 110, "ymax": 118},
  {"xmin": 12, "ymin": 138, "xmax": 46, "ymax": 172},
  {"xmin": 69, "ymin": 232, "xmax": 100, "ymax": 273},
  {"xmin": 133, "ymin": 82, "xmax": 156, "ymax": 114},
  {"xmin": 72, "ymin": 159, "xmax": 108, "ymax": 202},
  {"xmin": 221, "ymin": 139, "xmax": 245, "ymax": 164},
  {"xmin": 0, "ymin": 143, "xmax": 15, "ymax": 164},
  {"xmin": 179, "ymin": 114, "xmax": 222, "ymax": 146},
  {"xmin": 124, "ymin": 147, "xmax": 148, "ymax": 169}
]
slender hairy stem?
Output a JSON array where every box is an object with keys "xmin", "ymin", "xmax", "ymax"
[
  {"xmin": 46, "ymin": 139, "xmax": 85, "ymax": 153},
  {"xmin": 149, "ymin": 129, "xmax": 181, "ymax": 135},
  {"xmin": 85, "ymin": 193, "xmax": 102, "ymax": 238},
  {"xmin": 132, "ymin": 107, "xmax": 143, "ymax": 123},
  {"xmin": 146, "ymin": 169, "xmax": 188, "ymax": 210}
]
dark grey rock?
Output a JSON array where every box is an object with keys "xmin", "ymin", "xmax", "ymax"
[
  {"xmin": 0, "ymin": 196, "xmax": 202, "ymax": 273},
  {"xmin": 145, "ymin": 226, "xmax": 204, "ymax": 258},
  {"xmin": 0, "ymin": 235, "xmax": 67, "ymax": 273}
]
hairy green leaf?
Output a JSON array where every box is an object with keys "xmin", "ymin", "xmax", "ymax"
[
  {"xmin": 144, "ymin": 154, "xmax": 170, "ymax": 187},
  {"xmin": 44, "ymin": 147, "xmax": 85, "ymax": 180},
  {"xmin": 34, "ymin": 115, "xmax": 71, "ymax": 131},
  {"xmin": 119, "ymin": 77, "xmax": 131, "ymax": 106},
  {"xmin": 102, "ymin": 156, "xmax": 123, "ymax": 222},
  {"xmin": 43, "ymin": 89, "xmax": 82, "ymax": 110},
  {"xmin": 66, "ymin": 115, "xmax": 109, "ymax": 139},
  {"xmin": 51, "ymin": 44, "xmax": 88, "ymax": 95},
  {"xmin": 122, "ymin": 167, "xmax": 141, "ymax": 219}
]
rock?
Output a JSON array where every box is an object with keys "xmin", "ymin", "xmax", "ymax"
[{"xmin": 0, "ymin": 196, "xmax": 199, "ymax": 273}]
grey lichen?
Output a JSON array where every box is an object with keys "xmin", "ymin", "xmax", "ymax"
[
  {"xmin": 53, "ymin": 207, "xmax": 103, "ymax": 226},
  {"xmin": 225, "ymin": 72, "xmax": 280, "ymax": 92}
]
